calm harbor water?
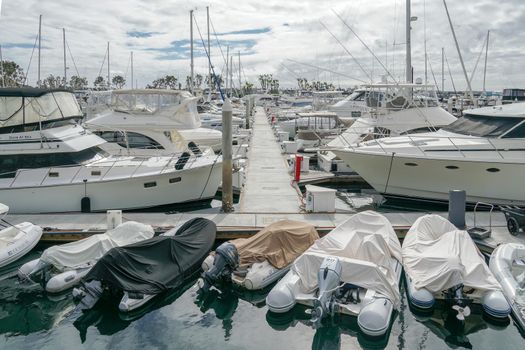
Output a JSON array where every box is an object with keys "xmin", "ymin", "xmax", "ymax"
[{"xmin": 0, "ymin": 247, "xmax": 524, "ymax": 350}]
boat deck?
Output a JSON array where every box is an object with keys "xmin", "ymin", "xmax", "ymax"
[{"xmin": 239, "ymin": 107, "xmax": 301, "ymax": 213}]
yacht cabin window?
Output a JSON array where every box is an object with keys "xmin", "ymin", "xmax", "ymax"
[
  {"xmin": 502, "ymin": 121, "xmax": 525, "ymax": 138},
  {"xmin": 442, "ymin": 114, "xmax": 523, "ymax": 138},
  {"xmin": 95, "ymin": 131, "xmax": 164, "ymax": 150},
  {"xmin": 0, "ymin": 147, "xmax": 107, "ymax": 178}
]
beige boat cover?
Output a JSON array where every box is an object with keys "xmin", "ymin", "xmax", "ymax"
[
  {"xmin": 292, "ymin": 211, "xmax": 403, "ymax": 309},
  {"xmin": 231, "ymin": 220, "xmax": 319, "ymax": 269},
  {"xmin": 402, "ymin": 215, "xmax": 502, "ymax": 293}
]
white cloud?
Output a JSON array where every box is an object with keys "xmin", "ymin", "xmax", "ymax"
[{"xmin": 0, "ymin": 0, "xmax": 524, "ymax": 91}]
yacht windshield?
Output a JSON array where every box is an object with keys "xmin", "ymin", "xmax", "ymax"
[{"xmin": 442, "ymin": 114, "xmax": 522, "ymax": 137}]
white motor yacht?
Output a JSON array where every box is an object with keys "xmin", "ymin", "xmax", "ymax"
[
  {"xmin": 319, "ymin": 83, "xmax": 457, "ymax": 173},
  {"xmin": 86, "ymin": 89, "xmax": 223, "ymax": 152},
  {"xmin": 0, "ymin": 88, "xmax": 222, "ymax": 213},
  {"xmin": 333, "ymin": 103, "xmax": 525, "ymax": 205}
]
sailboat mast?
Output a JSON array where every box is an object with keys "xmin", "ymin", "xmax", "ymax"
[
  {"xmin": 63, "ymin": 28, "xmax": 67, "ymax": 85},
  {"xmin": 0, "ymin": 45, "xmax": 4, "ymax": 87},
  {"xmin": 207, "ymin": 6, "xmax": 211, "ymax": 93},
  {"xmin": 225, "ymin": 46, "xmax": 229, "ymax": 95},
  {"xmin": 482, "ymin": 30, "xmax": 490, "ymax": 94},
  {"xmin": 442, "ymin": 0, "xmax": 475, "ymax": 103},
  {"xmin": 38, "ymin": 14, "xmax": 42, "ymax": 87},
  {"xmin": 190, "ymin": 10, "xmax": 194, "ymax": 94},
  {"xmin": 107, "ymin": 42, "xmax": 110, "ymax": 89},
  {"xmin": 131, "ymin": 51, "xmax": 134, "ymax": 89},
  {"xmin": 238, "ymin": 51, "xmax": 241, "ymax": 95},
  {"xmin": 441, "ymin": 47, "xmax": 445, "ymax": 93},
  {"xmin": 405, "ymin": 0, "xmax": 412, "ymax": 83}
]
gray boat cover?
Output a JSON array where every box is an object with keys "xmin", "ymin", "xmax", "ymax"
[
  {"xmin": 40, "ymin": 222, "xmax": 154, "ymax": 271},
  {"xmin": 84, "ymin": 218, "xmax": 216, "ymax": 294},
  {"xmin": 402, "ymin": 215, "xmax": 501, "ymax": 293},
  {"xmin": 231, "ymin": 220, "xmax": 319, "ymax": 269},
  {"xmin": 292, "ymin": 211, "xmax": 403, "ymax": 308}
]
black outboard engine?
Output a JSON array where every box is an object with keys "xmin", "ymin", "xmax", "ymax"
[
  {"xmin": 446, "ymin": 283, "xmax": 471, "ymax": 321},
  {"xmin": 310, "ymin": 256, "xmax": 342, "ymax": 329},
  {"xmin": 198, "ymin": 242, "xmax": 239, "ymax": 293}
]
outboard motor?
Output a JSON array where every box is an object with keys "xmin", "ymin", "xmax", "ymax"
[
  {"xmin": 446, "ymin": 284, "xmax": 471, "ymax": 321},
  {"xmin": 72, "ymin": 280, "xmax": 103, "ymax": 311},
  {"xmin": 20, "ymin": 260, "xmax": 51, "ymax": 285},
  {"xmin": 311, "ymin": 256, "xmax": 342, "ymax": 328},
  {"xmin": 198, "ymin": 242, "xmax": 239, "ymax": 293}
]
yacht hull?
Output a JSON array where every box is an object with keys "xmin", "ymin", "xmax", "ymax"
[
  {"xmin": 0, "ymin": 163, "xmax": 222, "ymax": 213},
  {"xmin": 333, "ymin": 150, "xmax": 525, "ymax": 206}
]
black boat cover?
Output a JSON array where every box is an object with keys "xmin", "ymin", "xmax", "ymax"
[{"xmin": 84, "ymin": 218, "xmax": 216, "ymax": 294}]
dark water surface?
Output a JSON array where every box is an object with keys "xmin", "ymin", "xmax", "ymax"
[{"xmin": 0, "ymin": 247, "xmax": 524, "ymax": 350}]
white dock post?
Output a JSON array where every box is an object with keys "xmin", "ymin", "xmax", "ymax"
[{"xmin": 222, "ymin": 99, "xmax": 234, "ymax": 212}]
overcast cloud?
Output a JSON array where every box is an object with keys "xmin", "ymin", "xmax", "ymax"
[{"xmin": 0, "ymin": 0, "xmax": 524, "ymax": 91}]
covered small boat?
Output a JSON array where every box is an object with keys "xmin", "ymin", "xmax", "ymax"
[
  {"xmin": 0, "ymin": 204, "xmax": 42, "ymax": 269},
  {"xmin": 489, "ymin": 243, "xmax": 525, "ymax": 331},
  {"xmin": 74, "ymin": 217, "xmax": 216, "ymax": 313},
  {"xmin": 199, "ymin": 220, "xmax": 319, "ymax": 291},
  {"xmin": 403, "ymin": 215, "xmax": 510, "ymax": 321},
  {"xmin": 266, "ymin": 211, "xmax": 403, "ymax": 337},
  {"xmin": 18, "ymin": 221, "xmax": 153, "ymax": 293}
]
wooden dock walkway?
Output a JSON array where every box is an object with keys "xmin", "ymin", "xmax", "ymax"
[{"xmin": 238, "ymin": 107, "xmax": 301, "ymax": 213}]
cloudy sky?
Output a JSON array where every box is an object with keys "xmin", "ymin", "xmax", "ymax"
[{"xmin": 0, "ymin": 0, "xmax": 524, "ymax": 91}]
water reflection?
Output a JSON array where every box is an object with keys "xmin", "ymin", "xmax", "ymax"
[
  {"xmin": 195, "ymin": 283, "xmax": 272, "ymax": 340},
  {"xmin": 73, "ymin": 276, "xmax": 198, "ymax": 342},
  {"xmin": 410, "ymin": 302, "xmax": 510, "ymax": 349},
  {"xmin": 265, "ymin": 305, "xmax": 392, "ymax": 350}
]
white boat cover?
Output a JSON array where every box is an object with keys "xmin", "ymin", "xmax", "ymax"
[
  {"xmin": 402, "ymin": 215, "xmax": 501, "ymax": 293},
  {"xmin": 291, "ymin": 211, "xmax": 403, "ymax": 308},
  {"xmin": 40, "ymin": 221, "xmax": 154, "ymax": 271}
]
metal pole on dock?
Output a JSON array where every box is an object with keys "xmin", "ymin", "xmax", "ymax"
[
  {"xmin": 222, "ymin": 98, "xmax": 234, "ymax": 212},
  {"xmin": 38, "ymin": 14, "xmax": 42, "ymax": 87},
  {"xmin": 63, "ymin": 28, "xmax": 67, "ymax": 86}
]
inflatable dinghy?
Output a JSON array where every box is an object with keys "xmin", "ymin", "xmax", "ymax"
[
  {"xmin": 403, "ymin": 215, "xmax": 510, "ymax": 321},
  {"xmin": 489, "ymin": 243, "xmax": 525, "ymax": 331},
  {"xmin": 18, "ymin": 221, "xmax": 153, "ymax": 292},
  {"xmin": 266, "ymin": 211, "xmax": 403, "ymax": 337},
  {"xmin": 74, "ymin": 217, "xmax": 216, "ymax": 312},
  {"xmin": 199, "ymin": 220, "xmax": 319, "ymax": 291},
  {"xmin": 0, "ymin": 204, "xmax": 42, "ymax": 269}
]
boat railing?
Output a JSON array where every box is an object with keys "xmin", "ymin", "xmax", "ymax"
[
  {"xmin": 337, "ymin": 132, "xmax": 513, "ymax": 160},
  {"xmin": 6, "ymin": 151, "xmax": 205, "ymax": 188}
]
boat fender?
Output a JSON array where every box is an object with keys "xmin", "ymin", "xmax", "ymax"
[
  {"xmin": 81, "ymin": 196, "xmax": 91, "ymax": 213},
  {"xmin": 198, "ymin": 242, "xmax": 239, "ymax": 292},
  {"xmin": 482, "ymin": 290, "xmax": 511, "ymax": 319}
]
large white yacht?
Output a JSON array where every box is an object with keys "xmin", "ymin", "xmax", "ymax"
[
  {"xmin": 86, "ymin": 89, "xmax": 223, "ymax": 152},
  {"xmin": 333, "ymin": 103, "xmax": 525, "ymax": 205},
  {"xmin": 319, "ymin": 83, "xmax": 457, "ymax": 172},
  {"xmin": 0, "ymin": 88, "xmax": 222, "ymax": 213}
]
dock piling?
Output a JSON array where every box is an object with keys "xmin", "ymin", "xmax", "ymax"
[{"xmin": 221, "ymin": 99, "xmax": 234, "ymax": 212}]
